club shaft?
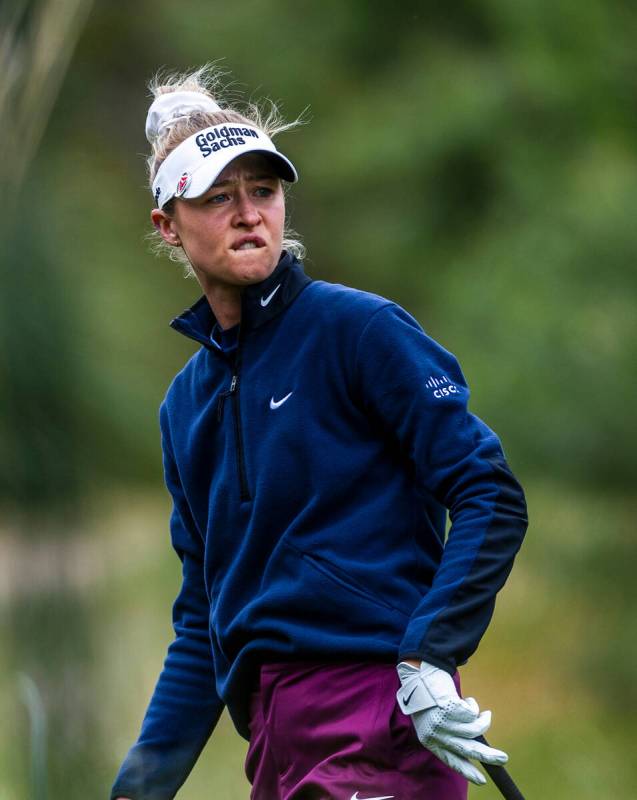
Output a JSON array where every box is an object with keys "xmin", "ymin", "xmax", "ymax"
[{"xmin": 476, "ymin": 736, "xmax": 525, "ymax": 800}]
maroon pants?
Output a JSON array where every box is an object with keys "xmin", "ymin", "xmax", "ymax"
[{"xmin": 245, "ymin": 662, "xmax": 468, "ymax": 800}]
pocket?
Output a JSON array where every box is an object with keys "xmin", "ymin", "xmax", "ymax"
[
  {"xmin": 239, "ymin": 540, "xmax": 408, "ymax": 653},
  {"xmin": 367, "ymin": 667, "xmax": 423, "ymax": 760},
  {"xmin": 294, "ymin": 546, "xmax": 408, "ymax": 616},
  {"xmin": 387, "ymin": 690, "xmax": 424, "ymax": 756}
]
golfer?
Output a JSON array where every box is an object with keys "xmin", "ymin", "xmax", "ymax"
[{"xmin": 111, "ymin": 66, "xmax": 528, "ymax": 800}]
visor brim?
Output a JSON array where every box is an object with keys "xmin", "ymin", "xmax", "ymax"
[{"xmin": 182, "ymin": 149, "xmax": 298, "ymax": 201}]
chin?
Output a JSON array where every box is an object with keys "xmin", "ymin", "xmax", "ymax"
[{"xmin": 235, "ymin": 254, "xmax": 277, "ymax": 284}]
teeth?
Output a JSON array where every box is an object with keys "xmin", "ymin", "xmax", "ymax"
[{"xmin": 238, "ymin": 241, "xmax": 257, "ymax": 250}]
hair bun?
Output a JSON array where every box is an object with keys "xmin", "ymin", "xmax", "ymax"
[{"xmin": 145, "ymin": 90, "xmax": 221, "ymax": 144}]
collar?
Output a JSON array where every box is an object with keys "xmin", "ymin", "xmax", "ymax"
[
  {"xmin": 210, "ymin": 322, "xmax": 239, "ymax": 353},
  {"xmin": 169, "ymin": 252, "xmax": 312, "ymax": 349}
]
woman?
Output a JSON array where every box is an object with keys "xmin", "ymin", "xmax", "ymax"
[{"xmin": 111, "ymin": 66, "xmax": 528, "ymax": 800}]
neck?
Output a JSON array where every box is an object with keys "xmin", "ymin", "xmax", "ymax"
[{"xmin": 204, "ymin": 285, "xmax": 242, "ymax": 329}]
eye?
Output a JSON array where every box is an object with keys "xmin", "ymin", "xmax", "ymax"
[
  {"xmin": 207, "ymin": 192, "xmax": 229, "ymax": 204},
  {"xmin": 254, "ymin": 186, "xmax": 274, "ymax": 198}
]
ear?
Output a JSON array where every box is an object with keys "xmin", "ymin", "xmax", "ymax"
[{"xmin": 151, "ymin": 208, "xmax": 182, "ymax": 247}]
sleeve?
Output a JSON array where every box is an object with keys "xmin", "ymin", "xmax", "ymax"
[
  {"xmin": 354, "ymin": 303, "xmax": 528, "ymax": 673},
  {"xmin": 110, "ymin": 408, "xmax": 224, "ymax": 800}
]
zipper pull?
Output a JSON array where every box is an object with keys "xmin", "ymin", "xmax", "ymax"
[{"xmin": 217, "ymin": 375, "xmax": 238, "ymax": 420}]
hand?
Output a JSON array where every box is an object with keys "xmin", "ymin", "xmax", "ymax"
[{"xmin": 396, "ymin": 661, "xmax": 508, "ymax": 785}]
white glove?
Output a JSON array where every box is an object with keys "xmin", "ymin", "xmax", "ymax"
[{"xmin": 396, "ymin": 661, "xmax": 508, "ymax": 785}]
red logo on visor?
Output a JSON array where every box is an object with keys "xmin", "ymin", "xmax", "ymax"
[{"xmin": 175, "ymin": 172, "xmax": 191, "ymax": 197}]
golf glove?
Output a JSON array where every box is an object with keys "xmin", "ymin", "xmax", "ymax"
[{"xmin": 396, "ymin": 661, "xmax": 508, "ymax": 785}]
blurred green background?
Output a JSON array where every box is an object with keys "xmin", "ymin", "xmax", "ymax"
[{"xmin": 1, "ymin": 0, "xmax": 636, "ymax": 797}]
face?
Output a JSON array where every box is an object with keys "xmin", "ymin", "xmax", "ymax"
[{"xmin": 152, "ymin": 153, "xmax": 285, "ymax": 292}]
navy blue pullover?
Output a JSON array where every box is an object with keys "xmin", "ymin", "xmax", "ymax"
[{"xmin": 111, "ymin": 253, "xmax": 527, "ymax": 799}]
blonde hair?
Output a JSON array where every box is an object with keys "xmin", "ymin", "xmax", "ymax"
[{"xmin": 146, "ymin": 64, "xmax": 306, "ymax": 275}]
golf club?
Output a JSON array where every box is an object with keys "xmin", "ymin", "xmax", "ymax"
[{"xmin": 477, "ymin": 736, "xmax": 526, "ymax": 800}]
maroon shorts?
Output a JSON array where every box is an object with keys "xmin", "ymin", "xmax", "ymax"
[{"xmin": 245, "ymin": 661, "xmax": 468, "ymax": 800}]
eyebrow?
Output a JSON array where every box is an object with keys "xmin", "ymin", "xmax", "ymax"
[{"xmin": 210, "ymin": 173, "xmax": 278, "ymax": 188}]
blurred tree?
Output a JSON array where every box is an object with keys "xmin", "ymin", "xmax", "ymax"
[
  {"xmin": 0, "ymin": 5, "xmax": 106, "ymax": 800},
  {"xmin": 0, "ymin": 0, "xmax": 93, "ymax": 514},
  {"xmin": 0, "ymin": 0, "xmax": 94, "ymax": 189},
  {"xmin": 0, "ymin": 200, "xmax": 85, "ymax": 515}
]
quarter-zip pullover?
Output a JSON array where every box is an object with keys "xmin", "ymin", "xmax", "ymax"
[{"xmin": 111, "ymin": 252, "xmax": 528, "ymax": 800}]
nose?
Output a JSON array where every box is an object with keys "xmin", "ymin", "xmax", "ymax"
[{"xmin": 233, "ymin": 189, "xmax": 261, "ymax": 227}]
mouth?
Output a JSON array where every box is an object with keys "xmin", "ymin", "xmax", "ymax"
[{"xmin": 232, "ymin": 236, "xmax": 266, "ymax": 251}]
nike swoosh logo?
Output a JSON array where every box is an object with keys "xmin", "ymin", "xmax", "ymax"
[
  {"xmin": 270, "ymin": 391, "xmax": 293, "ymax": 410},
  {"xmin": 260, "ymin": 284, "xmax": 281, "ymax": 307},
  {"xmin": 402, "ymin": 685, "xmax": 417, "ymax": 706},
  {"xmin": 350, "ymin": 794, "xmax": 394, "ymax": 800}
]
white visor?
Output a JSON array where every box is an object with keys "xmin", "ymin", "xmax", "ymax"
[{"xmin": 151, "ymin": 123, "xmax": 298, "ymax": 209}]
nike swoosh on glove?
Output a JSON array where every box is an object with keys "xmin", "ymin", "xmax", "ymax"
[{"xmin": 396, "ymin": 661, "xmax": 508, "ymax": 785}]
